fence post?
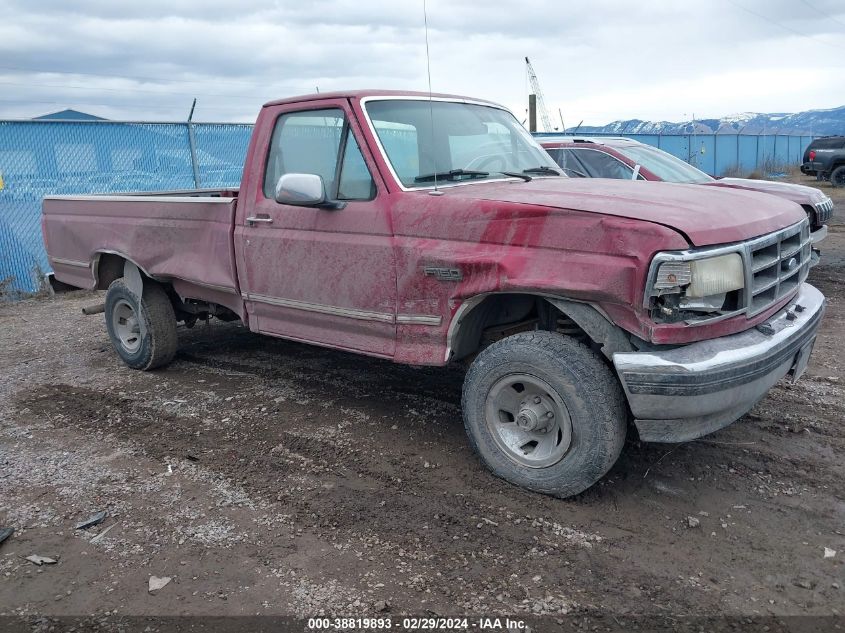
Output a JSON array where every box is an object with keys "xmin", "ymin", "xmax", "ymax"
[
  {"xmin": 713, "ymin": 135, "xmax": 718, "ymax": 176},
  {"xmin": 736, "ymin": 134, "xmax": 740, "ymax": 170},
  {"xmin": 187, "ymin": 98, "xmax": 201, "ymax": 189}
]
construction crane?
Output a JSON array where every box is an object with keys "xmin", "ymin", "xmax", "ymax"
[{"xmin": 525, "ymin": 56, "xmax": 553, "ymax": 133}]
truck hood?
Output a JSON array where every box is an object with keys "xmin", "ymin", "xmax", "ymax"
[
  {"xmin": 704, "ymin": 177, "xmax": 828, "ymax": 207},
  {"xmin": 440, "ymin": 177, "xmax": 806, "ymax": 246}
]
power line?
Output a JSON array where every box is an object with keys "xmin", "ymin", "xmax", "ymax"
[
  {"xmin": 725, "ymin": 0, "xmax": 845, "ymax": 51},
  {"xmin": 798, "ymin": 0, "xmax": 845, "ymax": 30}
]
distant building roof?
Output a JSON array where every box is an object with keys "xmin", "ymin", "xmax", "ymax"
[{"xmin": 34, "ymin": 109, "xmax": 106, "ymax": 121}]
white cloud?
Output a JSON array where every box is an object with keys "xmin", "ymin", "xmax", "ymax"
[{"xmin": 0, "ymin": 0, "xmax": 843, "ymax": 124}]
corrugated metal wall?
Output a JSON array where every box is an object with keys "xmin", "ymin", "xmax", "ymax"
[
  {"xmin": 0, "ymin": 120, "xmax": 251, "ymax": 293},
  {"xmin": 533, "ymin": 132, "xmax": 816, "ymax": 176}
]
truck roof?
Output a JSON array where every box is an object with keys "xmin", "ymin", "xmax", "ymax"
[{"xmin": 262, "ymin": 89, "xmax": 503, "ymax": 108}]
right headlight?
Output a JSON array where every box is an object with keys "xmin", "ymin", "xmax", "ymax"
[
  {"xmin": 653, "ymin": 253, "xmax": 744, "ymax": 297},
  {"xmin": 649, "ymin": 253, "xmax": 745, "ymax": 322},
  {"xmin": 687, "ymin": 253, "xmax": 744, "ymax": 297}
]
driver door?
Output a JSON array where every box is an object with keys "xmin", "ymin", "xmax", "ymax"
[{"xmin": 235, "ymin": 101, "xmax": 397, "ymax": 358}]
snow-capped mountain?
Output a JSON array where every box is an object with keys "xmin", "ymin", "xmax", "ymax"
[{"xmin": 568, "ymin": 105, "xmax": 845, "ymax": 136}]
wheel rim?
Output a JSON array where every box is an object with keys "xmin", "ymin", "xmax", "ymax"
[
  {"xmin": 484, "ymin": 373, "xmax": 573, "ymax": 469},
  {"xmin": 835, "ymin": 170, "xmax": 845, "ymax": 186},
  {"xmin": 112, "ymin": 298, "xmax": 143, "ymax": 353}
]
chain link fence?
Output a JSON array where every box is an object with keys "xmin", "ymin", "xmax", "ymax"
[{"xmin": 0, "ymin": 120, "xmax": 252, "ymax": 293}]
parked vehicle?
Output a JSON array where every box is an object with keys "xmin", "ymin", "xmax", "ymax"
[
  {"xmin": 801, "ymin": 136, "xmax": 845, "ymax": 187},
  {"xmin": 540, "ymin": 136, "xmax": 833, "ymax": 240},
  {"xmin": 43, "ymin": 91, "xmax": 826, "ymax": 498}
]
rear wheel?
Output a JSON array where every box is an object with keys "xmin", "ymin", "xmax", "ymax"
[
  {"xmin": 462, "ymin": 331, "xmax": 627, "ymax": 498},
  {"xmin": 831, "ymin": 165, "xmax": 845, "ymax": 188},
  {"xmin": 105, "ymin": 278, "xmax": 178, "ymax": 370}
]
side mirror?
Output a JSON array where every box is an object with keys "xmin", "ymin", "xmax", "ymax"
[
  {"xmin": 275, "ymin": 173, "xmax": 325, "ymax": 206},
  {"xmin": 274, "ymin": 173, "xmax": 345, "ymax": 209}
]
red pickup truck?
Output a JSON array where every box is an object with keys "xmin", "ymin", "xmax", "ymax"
[{"xmin": 43, "ymin": 90, "xmax": 825, "ymax": 498}]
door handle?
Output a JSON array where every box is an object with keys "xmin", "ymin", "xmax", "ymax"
[{"xmin": 246, "ymin": 216, "xmax": 273, "ymax": 225}]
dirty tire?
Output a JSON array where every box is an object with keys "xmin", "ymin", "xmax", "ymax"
[
  {"xmin": 104, "ymin": 278, "xmax": 178, "ymax": 370},
  {"xmin": 462, "ymin": 331, "xmax": 627, "ymax": 498},
  {"xmin": 831, "ymin": 165, "xmax": 845, "ymax": 188}
]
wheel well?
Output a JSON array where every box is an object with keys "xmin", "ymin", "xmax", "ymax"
[
  {"xmin": 94, "ymin": 253, "xmax": 127, "ymax": 290},
  {"xmin": 801, "ymin": 204, "xmax": 817, "ymax": 225},
  {"xmin": 449, "ymin": 293, "xmax": 630, "ymax": 362},
  {"xmin": 95, "ymin": 253, "xmax": 238, "ymax": 324}
]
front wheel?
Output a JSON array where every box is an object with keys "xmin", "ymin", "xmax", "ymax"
[
  {"xmin": 462, "ymin": 331, "xmax": 627, "ymax": 498},
  {"xmin": 104, "ymin": 278, "xmax": 178, "ymax": 370}
]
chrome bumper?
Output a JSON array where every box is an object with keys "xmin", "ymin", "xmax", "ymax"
[
  {"xmin": 811, "ymin": 224, "xmax": 828, "ymax": 245},
  {"xmin": 613, "ymin": 283, "xmax": 825, "ymax": 442}
]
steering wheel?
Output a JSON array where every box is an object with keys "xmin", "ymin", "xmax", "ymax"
[
  {"xmin": 467, "ymin": 155, "xmax": 507, "ymax": 172},
  {"xmin": 560, "ymin": 166, "xmax": 588, "ymax": 178}
]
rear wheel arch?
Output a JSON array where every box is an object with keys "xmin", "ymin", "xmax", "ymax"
[{"xmin": 93, "ymin": 252, "xmax": 157, "ymax": 291}]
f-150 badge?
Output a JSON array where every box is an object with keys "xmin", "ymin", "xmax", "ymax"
[{"xmin": 424, "ymin": 266, "xmax": 462, "ymax": 281}]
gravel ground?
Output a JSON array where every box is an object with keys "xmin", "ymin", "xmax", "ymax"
[{"xmin": 0, "ymin": 177, "xmax": 843, "ymax": 625}]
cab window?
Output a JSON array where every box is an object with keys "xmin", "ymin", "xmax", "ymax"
[{"xmin": 264, "ymin": 108, "xmax": 375, "ymax": 201}]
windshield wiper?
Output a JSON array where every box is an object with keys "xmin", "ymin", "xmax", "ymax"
[
  {"xmin": 414, "ymin": 169, "xmax": 489, "ymax": 183},
  {"xmin": 522, "ymin": 166, "xmax": 562, "ymax": 176},
  {"xmin": 499, "ymin": 171, "xmax": 532, "ymax": 182}
]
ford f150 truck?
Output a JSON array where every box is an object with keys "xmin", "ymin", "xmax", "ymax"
[{"xmin": 43, "ymin": 90, "xmax": 826, "ymax": 498}]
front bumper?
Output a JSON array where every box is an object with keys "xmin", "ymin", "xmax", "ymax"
[
  {"xmin": 811, "ymin": 224, "xmax": 828, "ymax": 246},
  {"xmin": 613, "ymin": 283, "xmax": 825, "ymax": 442}
]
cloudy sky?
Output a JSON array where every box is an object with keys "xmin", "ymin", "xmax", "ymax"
[{"xmin": 1, "ymin": 0, "xmax": 843, "ymax": 127}]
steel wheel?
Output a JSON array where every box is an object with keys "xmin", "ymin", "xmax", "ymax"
[
  {"xmin": 484, "ymin": 373, "xmax": 572, "ymax": 468},
  {"xmin": 111, "ymin": 298, "xmax": 143, "ymax": 354}
]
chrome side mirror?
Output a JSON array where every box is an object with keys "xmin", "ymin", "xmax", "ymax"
[{"xmin": 274, "ymin": 173, "xmax": 326, "ymax": 206}]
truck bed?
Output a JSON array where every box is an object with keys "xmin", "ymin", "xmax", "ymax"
[{"xmin": 43, "ymin": 189, "xmax": 242, "ymax": 314}]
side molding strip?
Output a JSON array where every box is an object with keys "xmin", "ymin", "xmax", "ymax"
[
  {"xmin": 245, "ymin": 293, "xmax": 440, "ymax": 326},
  {"xmin": 396, "ymin": 314, "xmax": 443, "ymax": 326},
  {"xmin": 49, "ymin": 257, "xmax": 89, "ymax": 268}
]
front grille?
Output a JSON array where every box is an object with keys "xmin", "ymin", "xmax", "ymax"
[
  {"xmin": 645, "ymin": 218, "xmax": 812, "ymax": 325},
  {"xmin": 747, "ymin": 220, "xmax": 811, "ymax": 315},
  {"xmin": 813, "ymin": 198, "xmax": 834, "ymax": 224}
]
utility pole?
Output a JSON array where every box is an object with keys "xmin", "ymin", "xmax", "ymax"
[
  {"xmin": 528, "ymin": 94, "xmax": 537, "ymax": 133},
  {"xmin": 525, "ymin": 57, "xmax": 553, "ymax": 133}
]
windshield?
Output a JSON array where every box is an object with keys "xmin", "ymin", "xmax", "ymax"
[
  {"xmin": 364, "ymin": 99, "xmax": 560, "ymax": 188},
  {"xmin": 616, "ymin": 144, "xmax": 714, "ymax": 184}
]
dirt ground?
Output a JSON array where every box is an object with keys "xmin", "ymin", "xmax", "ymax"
[{"xmin": 1, "ymin": 176, "xmax": 843, "ymax": 626}]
